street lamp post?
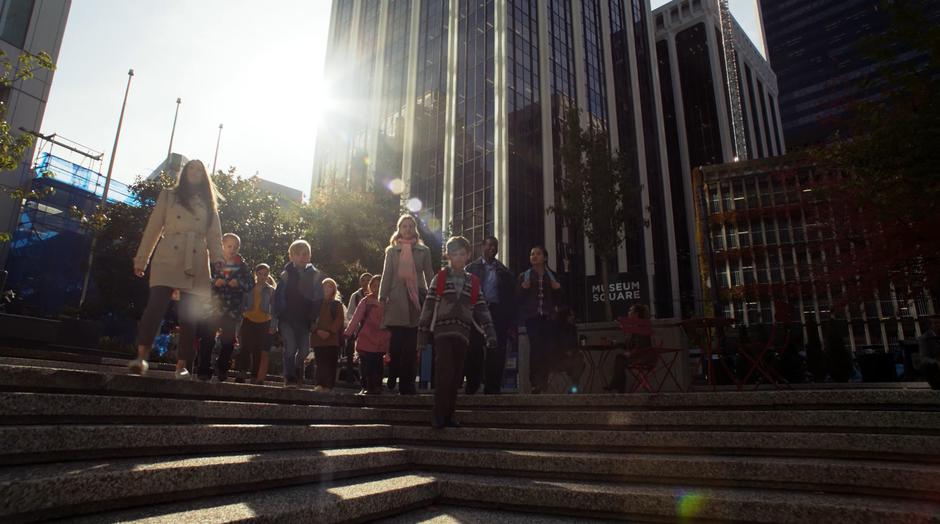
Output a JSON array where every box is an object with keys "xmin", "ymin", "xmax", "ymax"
[
  {"xmin": 165, "ymin": 97, "xmax": 181, "ymax": 177},
  {"xmin": 211, "ymin": 123, "xmax": 223, "ymax": 175},
  {"xmin": 79, "ymin": 68, "xmax": 134, "ymax": 308}
]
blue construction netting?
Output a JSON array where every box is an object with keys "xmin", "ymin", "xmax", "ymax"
[
  {"xmin": 34, "ymin": 152, "xmax": 139, "ymax": 206},
  {"xmin": 5, "ymin": 153, "xmax": 142, "ymax": 317}
]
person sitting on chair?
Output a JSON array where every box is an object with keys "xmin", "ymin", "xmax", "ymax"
[{"xmin": 606, "ymin": 304, "xmax": 652, "ymax": 393}]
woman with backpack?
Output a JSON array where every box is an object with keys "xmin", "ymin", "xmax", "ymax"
[{"xmin": 517, "ymin": 245, "xmax": 563, "ymax": 394}]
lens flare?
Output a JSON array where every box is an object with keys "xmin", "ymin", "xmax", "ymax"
[
  {"xmin": 676, "ymin": 490, "xmax": 706, "ymax": 519},
  {"xmin": 388, "ymin": 178, "xmax": 404, "ymax": 195},
  {"xmin": 406, "ymin": 197, "xmax": 423, "ymax": 212}
]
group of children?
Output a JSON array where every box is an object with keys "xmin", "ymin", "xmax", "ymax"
[{"xmin": 149, "ymin": 233, "xmax": 494, "ymax": 428}]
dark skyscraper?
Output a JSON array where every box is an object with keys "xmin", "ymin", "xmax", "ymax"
[
  {"xmin": 653, "ymin": 0, "xmax": 784, "ymax": 316},
  {"xmin": 759, "ymin": 0, "xmax": 940, "ymax": 147},
  {"xmin": 315, "ymin": 0, "xmax": 683, "ymax": 320}
]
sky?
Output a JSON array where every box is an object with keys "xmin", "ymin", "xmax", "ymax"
[{"xmin": 39, "ymin": 0, "xmax": 763, "ymax": 197}]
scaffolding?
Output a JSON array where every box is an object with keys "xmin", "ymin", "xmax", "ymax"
[{"xmin": 5, "ymin": 140, "xmax": 138, "ymax": 316}]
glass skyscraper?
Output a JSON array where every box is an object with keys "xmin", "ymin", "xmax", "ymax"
[
  {"xmin": 759, "ymin": 0, "xmax": 940, "ymax": 147},
  {"xmin": 314, "ymin": 0, "xmax": 680, "ymax": 320}
]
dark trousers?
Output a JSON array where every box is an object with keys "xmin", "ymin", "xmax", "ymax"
[
  {"xmin": 360, "ymin": 352, "xmax": 385, "ymax": 392},
  {"xmin": 236, "ymin": 318, "xmax": 270, "ymax": 377},
  {"xmin": 197, "ymin": 315, "xmax": 239, "ymax": 380},
  {"xmin": 136, "ymin": 286, "xmax": 201, "ymax": 361},
  {"xmin": 526, "ymin": 317, "xmax": 557, "ymax": 392},
  {"xmin": 434, "ymin": 337, "xmax": 469, "ymax": 421},
  {"xmin": 465, "ymin": 303, "xmax": 512, "ymax": 394},
  {"xmin": 388, "ymin": 326, "xmax": 418, "ymax": 393},
  {"xmin": 314, "ymin": 346, "xmax": 339, "ymax": 388}
]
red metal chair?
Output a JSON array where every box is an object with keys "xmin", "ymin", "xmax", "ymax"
[
  {"xmin": 736, "ymin": 301, "xmax": 793, "ymax": 390},
  {"xmin": 617, "ymin": 317, "xmax": 685, "ymax": 393}
]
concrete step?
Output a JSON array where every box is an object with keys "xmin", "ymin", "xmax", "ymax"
[
  {"xmin": 0, "ymin": 424, "xmax": 392, "ymax": 465},
  {"xmin": 434, "ymin": 473, "xmax": 940, "ymax": 524},
  {"xmin": 0, "ymin": 447, "xmax": 409, "ymax": 522},
  {"xmin": 391, "ymin": 425, "xmax": 940, "ymax": 461},
  {"xmin": 2, "ymin": 363, "xmax": 938, "ymax": 412},
  {"xmin": 59, "ymin": 471, "xmax": 940, "ymax": 524},
  {"xmin": 61, "ymin": 472, "xmax": 439, "ymax": 524},
  {"xmin": 4, "ymin": 392, "xmax": 939, "ymax": 435},
  {"xmin": 409, "ymin": 446, "xmax": 940, "ymax": 500},
  {"xmin": 374, "ymin": 504, "xmax": 621, "ymax": 523}
]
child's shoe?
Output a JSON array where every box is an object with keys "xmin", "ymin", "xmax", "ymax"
[
  {"xmin": 174, "ymin": 368, "xmax": 192, "ymax": 380},
  {"xmin": 128, "ymin": 359, "xmax": 149, "ymax": 375}
]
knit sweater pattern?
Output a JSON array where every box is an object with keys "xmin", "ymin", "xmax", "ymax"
[{"xmin": 417, "ymin": 269, "xmax": 498, "ymax": 348}]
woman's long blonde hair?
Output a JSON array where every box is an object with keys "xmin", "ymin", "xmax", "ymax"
[
  {"xmin": 388, "ymin": 214, "xmax": 425, "ymax": 247},
  {"xmin": 174, "ymin": 159, "xmax": 219, "ymax": 222}
]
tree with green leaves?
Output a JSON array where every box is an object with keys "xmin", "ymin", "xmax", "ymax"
[
  {"xmin": 553, "ymin": 107, "xmax": 641, "ymax": 320},
  {"xmin": 299, "ymin": 185, "xmax": 402, "ymax": 295},
  {"xmin": 0, "ymin": 49, "xmax": 55, "ymax": 243}
]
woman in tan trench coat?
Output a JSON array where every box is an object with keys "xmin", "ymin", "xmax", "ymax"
[
  {"xmin": 378, "ymin": 214, "xmax": 434, "ymax": 394},
  {"xmin": 130, "ymin": 159, "xmax": 224, "ymax": 377}
]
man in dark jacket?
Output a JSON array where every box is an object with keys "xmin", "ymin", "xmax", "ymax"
[{"xmin": 464, "ymin": 236, "xmax": 516, "ymax": 394}]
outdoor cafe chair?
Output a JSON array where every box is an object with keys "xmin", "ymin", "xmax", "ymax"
[{"xmin": 616, "ymin": 316, "xmax": 686, "ymax": 393}]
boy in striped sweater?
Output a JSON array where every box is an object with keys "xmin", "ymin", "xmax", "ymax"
[{"xmin": 418, "ymin": 236, "xmax": 497, "ymax": 429}]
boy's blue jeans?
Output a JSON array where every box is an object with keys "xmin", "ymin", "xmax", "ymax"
[{"xmin": 279, "ymin": 321, "xmax": 310, "ymax": 383}]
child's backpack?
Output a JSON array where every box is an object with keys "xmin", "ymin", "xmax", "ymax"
[
  {"xmin": 434, "ymin": 268, "xmax": 480, "ymax": 304},
  {"xmin": 430, "ymin": 269, "xmax": 482, "ymax": 333}
]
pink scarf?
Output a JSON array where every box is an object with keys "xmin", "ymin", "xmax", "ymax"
[{"xmin": 397, "ymin": 238, "xmax": 420, "ymax": 311}]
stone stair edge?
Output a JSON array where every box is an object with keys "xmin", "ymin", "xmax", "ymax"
[
  {"xmin": 46, "ymin": 469, "xmax": 940, "ymax": 524},
  {"xmin": 1, "ymin": 363, "xmax": 938, "ymax": 411},
  {"xmin": 5, "ymin": 444, "xmax": 939, "ymax": 522}
]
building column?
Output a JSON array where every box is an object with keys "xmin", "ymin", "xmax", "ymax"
[
  {"xmin": 667, "ymin": 32, "xmax": 703, "ymax": 314},
  {"xmin": 493, "ymin": 0, "xmax": 510, "ymax": 258},
  {"xmin": 750, "ymin": 69, "xmax": 768, "ymax": 158},
  {"xmin": 569, "ymin": 0, "xmax": 595, "ymax": 277},
  {"xmin": 623, "ymin": 1, "xmax": 658, "ymax": 315},
  {"xmin": 764, "ymin": 83, "xmax": 779, "ymax": 157},
  {"xmin": 537, "ymin": 0, "xmax": 556, "ymax": 261},
  {"xmin": 366, "ymin": 0, "xmax": 391, "ymax": 192},
  {"xmin": 400, "ymin": 0, "xmax": 423, "ymax": 200},
  {"xmin": 442, "ymin": 0, "xmax": 460, "ymax": 234},
  {"xmin": 773, "ymin": 90, "xmax": 786, "ymax": 155},
  {"xmin": 704, "ymin": 17, "xmax": 734, "ymax": 163},
  {"xmin": 599, "ymin": 0, "xmax": 628, "ymax": 277},
  {"xmin": 644, "ymin": 0, "xmax": 681, "ymax": 316}
]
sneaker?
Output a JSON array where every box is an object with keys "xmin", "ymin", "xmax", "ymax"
[
  {"xmin": 387, "ymin": 377, "xmax": 397, "ymax": 390},
  {"xmin": 210, "ymin": 376, "xmax": 220, "ymax": 384},
  {"xmin": 313, "ymin": 385, "xmax": 326, "ymax": 393},
  {"xmin": 356, "ymin": 389, "xmax": 368, "ymax": 396},
  {"xmin": 234, "ymin": 371, "xmax": 246, "ymax": 384},
  {"xmin": 174, "ymin": 368, "xmax": 192, "ymax": 380},
  {"xmin": 128, "ymin": 359, "xmax": 149, "ymax": 376}
]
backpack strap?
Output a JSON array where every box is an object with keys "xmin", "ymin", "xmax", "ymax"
[
  {"xmin": 469, "ymin": 273, "xmax": 480, "ymax": 305},
  {"xmin": 435, "ymin": 268, "xmax": 448, "ymax": 297}
]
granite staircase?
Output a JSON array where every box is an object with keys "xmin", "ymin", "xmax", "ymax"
[{"xmin": 0, "ymin": 348, "xmax": 939, "ymax": 523}]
